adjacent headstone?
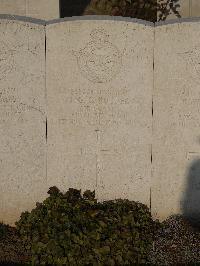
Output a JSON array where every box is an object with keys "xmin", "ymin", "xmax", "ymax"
[
  {"xmin": 157, "ymin": 0, "xmax": 190, "ymax": 21},
  {"xmin": 0, "ymin": 17, "xmax": 46, "ymax": 227},
  {"xmin": 190, "ymin": 0, "xmax": 200, "ymax": 17},
  {"xmin": 0, "ymin": 0, "xmax": 26, "ymax": 16},
  {"xmin": 157, "ymin": 0, "xmax": 200, "ymax": 21},
  {"xmin": 26, "ymin": 0, "xmax": 60, "ymax": 20},
  {"xmin": 46, "ymin": 17, "xmax": 153, "ymax": 207},
  {"xmin": 0, "ymin": 0, "xmax": 59, "ymax": 20},
  {"xmin": 152, "ymin": 20, "xmax": 200, "ymax": 223}
]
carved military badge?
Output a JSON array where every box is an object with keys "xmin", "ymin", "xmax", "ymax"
[{"xmin": 72, "ymin": 28, "xmax": 122, "ymax": 83}]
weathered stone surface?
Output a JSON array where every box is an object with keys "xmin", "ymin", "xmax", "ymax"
[
  {"xmin": 46, "ymin": 18, "xmax": 153, "ymax": 208},
  {"xmin": 0, "ymin": 0, "xmax": 26, "ymax": 16},
  {"xmin": 26, "ymin": 0, "xmax": 59, "ymax": 20},
  {"xmin": 0, "ymin": 0, "xmax": 59, "ymax": 20},
  {"xmin": 152, "ymin": 21, "xmax": 200, "ymax": 223},
  {"xmin": 190, "ymin": 0, "xmax": 200, "ymax": 17},
  {"xmin": 0, "ymin": 19, "xmax": 46, "ymax": 227}
]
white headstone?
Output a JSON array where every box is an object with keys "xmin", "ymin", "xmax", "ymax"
[
  {"xmin": 0, "ymin": 17, "xmax": 46, "ymax": 226},
  {"xmin": 46, "ymin": 17, "xmax": 153, "ymax": 207},
  {"xmin": 0, "ymin": 0, "xmax": 59, "ymax": 20},
  {"xmin": 152, "ymin": 20, "xmax": 200, "ymax": 223}
]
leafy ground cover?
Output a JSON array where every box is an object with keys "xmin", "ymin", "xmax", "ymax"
[
  {"xmin": 0, "ymin": 187, "xmax": 200, "ymax": 265},
  {"xmin": 1, "ymin": 214, "xmax": 200, "ymax": 265}
]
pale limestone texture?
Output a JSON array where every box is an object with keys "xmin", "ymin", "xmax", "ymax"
[
  {"xmin": 46, "ymin": 19, "xmax": 153, "ymax": 208},
  {"xmin": 0, "ymin": 19, "xmax": 47, "ymax": 227},
  {"xmin": 152, "ymin": 21, "xmax": 200, "ymax": 223},
  {"xmin": 0, "ymin": 0, "xmax": 59, "ymax": 20},
  {"xmin": 0, "ymin": 0, "xmax": 26, "ymax": 16},
  {"xmin": 191, "ymin": 0, "xmax": 200, "ymax": 17}
]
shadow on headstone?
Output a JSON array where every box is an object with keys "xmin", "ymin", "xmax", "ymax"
[{"xmin": 180, "ymin": 158, "xmax": 200, "ymax": 232}]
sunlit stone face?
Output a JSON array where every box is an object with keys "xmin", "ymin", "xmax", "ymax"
[
  {"xmin": 73, "ymin": 28, "xmax": 122, "ymax": 83},
  {"xmin": 0, "ymin": 41, "xmax": 15, "ymax": 80}
]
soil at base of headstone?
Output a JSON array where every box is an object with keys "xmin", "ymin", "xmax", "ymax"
[{"xmin": 1, "ymin": 214, "xmax": 200, "ymax": 265}]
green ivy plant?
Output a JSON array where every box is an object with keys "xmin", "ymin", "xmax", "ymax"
[{"xmin": 15, "ymin": 186, "xmax": 163, "ymax": 265}]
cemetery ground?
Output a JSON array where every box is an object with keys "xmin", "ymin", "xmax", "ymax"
[{"xmin": 1, "ymin": 213, "xmax": 200, "ymax": 265}]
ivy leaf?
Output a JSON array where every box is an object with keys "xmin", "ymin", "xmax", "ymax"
[{"xmin": 99, "ymin": 246, "xmax": 111, "ymax": 255}]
